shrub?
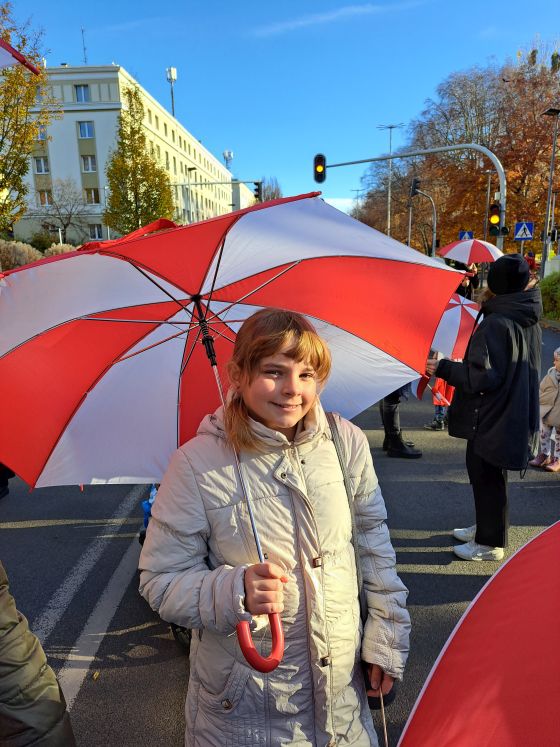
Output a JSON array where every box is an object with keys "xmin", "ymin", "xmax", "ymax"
[
  {"xmin": 540, "ymin": 271, "xmax": 560, "ymax": 320},
  {"xmin": 44, "ymin": 243, "xmax": 76, "ymax": 257},
  {"xmin": 0, "ymin": 240, "xmax": 43, "ymax": 272},
  {"xmin": 30, "ymin": 230, "xmax": 54, "ymax": 252}
]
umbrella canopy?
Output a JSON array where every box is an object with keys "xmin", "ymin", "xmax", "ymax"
[
  {"xmin": 0, "ymin": 38, "xmax": 40, "ymax": 75},
  {"xmin": 431, "ymin": 293, "xmax": 480, "ymax": 360},
  {"xmin": 0, "ymin": 193, "xmax": 461, "ymax": 488},
  {"xmin": 410, "ymin": 293, "xmax": 480, "ymax": 401},
  {"xmin": 439, "ymin": 238, "xmax": 503, "ymax": 264},
  {"xmin": 398, "ymin": 521, "xmax": 560, "ymax": 747}
]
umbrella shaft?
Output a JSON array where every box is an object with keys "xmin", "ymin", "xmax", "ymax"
[{"xmin": 210, "ymin": 364, "xmax": 265, "ymax": 564}]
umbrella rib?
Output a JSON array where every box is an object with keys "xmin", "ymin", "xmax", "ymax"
[
  {"xmin": 203, "ymin": 260, "xmax": 302, "ymax": 322},
  {"xmin": 117, "ymin": 324, "xmax": 197, "ymax": 363},
  {"xmin": 125, "ymin": 262, "xmax": 194, "ymax": 311}
]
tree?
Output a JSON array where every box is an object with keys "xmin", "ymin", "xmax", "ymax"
[
  {"xmin": 356, "ymin": 44, "xmax": 560, "ymax": 251},
  {"xmin": 0, "ymin": 3, "xmax": 58, "ymax": 231},
  {"xmin": 104, "ymin": 86, "xmax": 174, "ymax": 234},
  {"xmin": 261, "ymin": 176, "xmax": 282, "ymax": 202},
  {"xmin": 37, "ymin": 178, "xmax": 91, "ymax": 243}
]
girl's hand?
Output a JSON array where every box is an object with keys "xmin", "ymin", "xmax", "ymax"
[
  {"xmin": 244, "ymin": 562, "xmax": 288, "ymax": 616},
  {"xmin": 365, "ymin": 662, "xmax": 395, "ymax": 697}
]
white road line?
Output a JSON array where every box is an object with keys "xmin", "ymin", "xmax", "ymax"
[
  {"xmin": 57, "ymin": 538, "xmax": 141, "ymax": 709},
  {"xmin": 31, "ymin": 485, "xmax": 145, "ymax": 643}
]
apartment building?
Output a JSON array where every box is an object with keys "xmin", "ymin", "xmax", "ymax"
[{"xmin": 16, "ymin": 64, "xmax": 254, "ymax": 244}]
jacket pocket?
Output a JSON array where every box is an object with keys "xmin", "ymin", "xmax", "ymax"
[{"xmin": 197, "ymin": 659, "xmax": 252, "ymax": 715}]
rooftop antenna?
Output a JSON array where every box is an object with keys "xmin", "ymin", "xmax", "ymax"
[
  {"xmin": 166, "ymin": 67, "xmax": 177, "ymax": 116},
  {"xmin": 81, "ymin": 27, "xmax": 88, "ymax": 65}
]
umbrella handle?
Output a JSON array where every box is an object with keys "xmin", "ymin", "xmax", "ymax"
[{"xmin": 236, "ymin": 614, "xmax": 284, "ymax": 673}]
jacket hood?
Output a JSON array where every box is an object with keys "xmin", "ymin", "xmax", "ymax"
[
  {"xmin": 197, "ymin": 398, "xmax": 329, "ymax": 449},
  {"xmin": 481, "ymin": 287, "xmax": 542, "ymax": 328}
]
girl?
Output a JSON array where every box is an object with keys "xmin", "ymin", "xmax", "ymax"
[
  {"xmin": 139, "ymin": 308, "xmax": 410, "ymax": 746},
  {"xmin": 529, "ymin": 346, "xmax": 560, "ymax": 472}
]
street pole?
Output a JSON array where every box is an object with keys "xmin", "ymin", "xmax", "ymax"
[
  {"xmin": 103, "ymin": 186, "xmax": 111, "ymax": 239},
  {"xmin": 407, "ymin": 199, "xmax": 413, "ymax": 247},
  {"xmin": 483, "ymin": 170, "xmax": 492, "ymax": 241},
  {"xmin": 541, "ymin": 107, "xmax": 560, "ymax": 279},
  {"xmin": 377, "ymin": 123, "xmax": 403, "ymax": 237},
  {"xmin": 417, "ymin": 189, "xmax": 437, "ymax": 257}
]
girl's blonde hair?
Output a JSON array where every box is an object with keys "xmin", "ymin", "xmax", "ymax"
[{"xmin": 224, "ymin": 308, "xmax": 331, "ymax": 452}]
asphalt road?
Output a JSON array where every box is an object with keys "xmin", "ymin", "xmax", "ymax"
[{"xmin": 1, "ymin": 325, "xmax": 559, "ymax": 746}]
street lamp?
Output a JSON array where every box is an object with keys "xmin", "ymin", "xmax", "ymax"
[
  {"xmin": 166, "ymin": 67, "xmax": 177, "ymax": 117},
  {"xmin": 377, "ymin": 123, "xmax": 404, "ymax": 237},
  {"xmin": 541, "ymin": 105, "xmax": 560, "ymax": 278}
]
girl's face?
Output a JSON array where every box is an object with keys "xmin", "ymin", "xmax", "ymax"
[
  {"xmin": 554, "ymin": 355, "xmax": 560, "ymax": 372},
  {"xmin": 238, "ymin": 347, "xmax": 318, "ymax": 440}
]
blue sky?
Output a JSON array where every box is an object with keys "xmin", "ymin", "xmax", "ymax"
[{"xmin": 19, "ymin": 0, "xmax": 560, "ymax": 211}]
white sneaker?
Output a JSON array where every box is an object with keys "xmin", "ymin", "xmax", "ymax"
[
  {"xmin": 453, "ymin": 540, "xmax": 504, "ymax": 562},
  {"xmin": 452, "ymin": 525, "xmax": 476, "ymax": 542}
]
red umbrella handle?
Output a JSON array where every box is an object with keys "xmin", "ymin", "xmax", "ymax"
[{"xmin": 236, "ymin": 614, "xmax": 284, "ymax": 673}]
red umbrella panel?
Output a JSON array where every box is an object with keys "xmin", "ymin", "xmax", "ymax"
[
  {"xmin": 0, "ymin": 193, "xmax": 462, "ymax": 488},
  {"xmin": 438, "ymin": 238, "xmax": 503, "ymax": 264},
  {"xmin": 411, "ymin": 293, "xmax": 479, "ymax": 401},
  {"xmin": 398, "ymin": 521, "xmax": 560, "ymax": 747}
]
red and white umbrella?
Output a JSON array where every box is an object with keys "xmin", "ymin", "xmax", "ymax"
[
  {"xmin": 0, "ymin": 193, "xmax": 461, "ymax": 489},
  {"xmin": 411, "ymin": 293, "xmax": 480, "ymax": 401},
  {"xmin": 0, "ymin": 38, "xmax": 40, "ymax": 75},
  {"xmin": 431, "ymin": 293, "xmax": 479, "ymax": 360},
  {"xmin": 398, "ymin": 521, "xmax": 560, "ymax": 747},
  {"xmin": 439, "ymin": 238, "xmax": 503, "ymax": 264}
]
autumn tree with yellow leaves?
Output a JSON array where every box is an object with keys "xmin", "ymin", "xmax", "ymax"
[
  {"xmin": 0, "ymin": 3, "xmax": 57, "ymax": 232},
  {"xmin": 104, "ymin": 86, "xmax": 174, "ymax": 235}
]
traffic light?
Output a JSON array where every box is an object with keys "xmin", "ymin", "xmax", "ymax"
[
  {"xmin": 410, "ymin": 177, "xmax": 421, "ymax": 197},
  {"xmin": 488, "ymin": 203, "xmax": 501, "ymax": 236},
  {"xmin": 313, "ymin": 153, "xmax": 327, "ymax": 183},
  {"xmin": 253, "ymin": 181, "xmax": 263, "ymax": 202}
]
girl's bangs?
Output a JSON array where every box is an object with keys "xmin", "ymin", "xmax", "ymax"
[{"xmin": 281, "ymin": 329, "xmax": 331, "ymax": 381}]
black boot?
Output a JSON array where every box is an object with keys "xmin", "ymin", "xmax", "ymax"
[
  {"xmin": 383, "ymin": 434, "xmax": 416, "ymax": 451},
  {"xmin": 387, "ymin": 433, "xmax": 422, "ymax": 458}
]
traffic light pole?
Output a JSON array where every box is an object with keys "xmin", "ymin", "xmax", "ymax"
[
  {"xmin": 322, "ymin": 142, "xmax": 507, "ymax": 249},
  {"xmin": 417, "ymin": 189, "xmax": 437, "ymax": 257}
]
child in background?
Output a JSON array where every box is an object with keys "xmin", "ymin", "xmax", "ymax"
[
  {"xmin": 529, "ymin": 346, "xmax": 560, "ymax": 472},
  {"xmin": 139, "ymin": 308, "xmax": 410, "ymax": 746}
]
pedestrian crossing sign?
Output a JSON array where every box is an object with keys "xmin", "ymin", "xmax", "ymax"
[
  {"xmin": 514, "ymin": 221, "xmax": 534, "ymax": 241},
  {"xmin": 459, "ymin": 231, "xmax": 474, "ymax": 240}
]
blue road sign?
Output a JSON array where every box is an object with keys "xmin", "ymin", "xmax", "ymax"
[
  {"xmin": 458, "ymin": 231, "xmax": 474, "ymax": 240},
  {"xmin": 514, "ymin": 221, "xmax": 534, "ymax": 241}
]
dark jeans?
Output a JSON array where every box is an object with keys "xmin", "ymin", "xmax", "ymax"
[
  {"xmin": 379, "ymin": 389, "xmax": 402, "ymax": 436},
  {"xmin": 466, "ymin": 440, "xmax": 508, "ymax": 548}
]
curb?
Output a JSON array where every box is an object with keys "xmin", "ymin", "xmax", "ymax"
[{"xmin": 541, "ymin": 318, "xmax": 560, "ymax": 331}]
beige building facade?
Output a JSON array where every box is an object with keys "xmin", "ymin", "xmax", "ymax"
[{"xmin": 16, "ymin": 64, "xmax": 254, "ymax": 244}]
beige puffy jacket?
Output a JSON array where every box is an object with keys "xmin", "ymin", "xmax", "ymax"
[
  {"xmin": 540, "ymin": 367, "xmax": 560, "ymax": 427},
  {"xmin": 139, "ymin": 402, "xmax": 410, "ymax": 746}
]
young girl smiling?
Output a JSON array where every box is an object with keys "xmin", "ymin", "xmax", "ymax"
[{"xmin": 139, "ymin": 308, "xmax": 410, "ymax": 746}]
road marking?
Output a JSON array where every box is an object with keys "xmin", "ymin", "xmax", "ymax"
[
  {"xmin": 0, "ymin": 517, "xmax": 140, "ymax": 530},
  {"xmin": 30, "ymin": 485, "xmax": 145, "ymax": 643},
  {"xmin": 57, "ymin": 538, "xmax": 141, "ymax": 709}
]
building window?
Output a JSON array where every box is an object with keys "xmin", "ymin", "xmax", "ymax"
[
  {"xmin": 37, "ymin": 190, "xmax": 53, "ymax": 206},
  {"xmin": 172, "ymin": 130, "xmax": 175, "ymax": 143},
  {"xmin": 78, "ymin": 121, "xmax": 94, "ymax": 138},
  {"xmin": 155, "ymin": 115, "xmax": 159, "ymax": 130},
  {"xmin": 156, "ymin": 144, "xmax": 161, "ymax": 159},
  {"xmin": 37, "ymin": 125, "xmax": 47, "ymax": 141},
  {"xmin": 173, "ymin": 156, "xmax": 177, "ymax": 174},
  {"xmin": 89, "ymin": 224, "xmax": 103, "ymax": 239},
  {"xmin": 164, "ymin": 123, "xmax": 168, "ymax": 137},
  {"xmin": 165, "ymin": 151, "xmax": 170, "ymax": 169},
  {"xmin": 34, "ymin": 156, "xmax": 49, "ymax": 174},
  {"xmin": 147, "ymin": 109, "xmax": 152, "ymax": 124},
  {"xmin": 150, "ymin": 141, "xmax": 154, "ymax": 155},
  {"xmin": 84, "ymin": 188, "xmax": 100, "ymax": 204},
  {"xmin": 74, "ymin": 84, "xmax": 90, "ymax": 103},
  {"xmin": 81, "ymin": 155, "xmax": 97, "ymax": 172}
]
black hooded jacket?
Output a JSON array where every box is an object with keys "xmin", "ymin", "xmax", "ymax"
[{"xmin": 435, "ymin": 288, "xmax": 542, "ymax": 469}]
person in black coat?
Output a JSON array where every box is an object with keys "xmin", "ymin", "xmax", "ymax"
[{"xmin": 426, "ymin": 254, "xmax": 542, "ymax": 561}]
